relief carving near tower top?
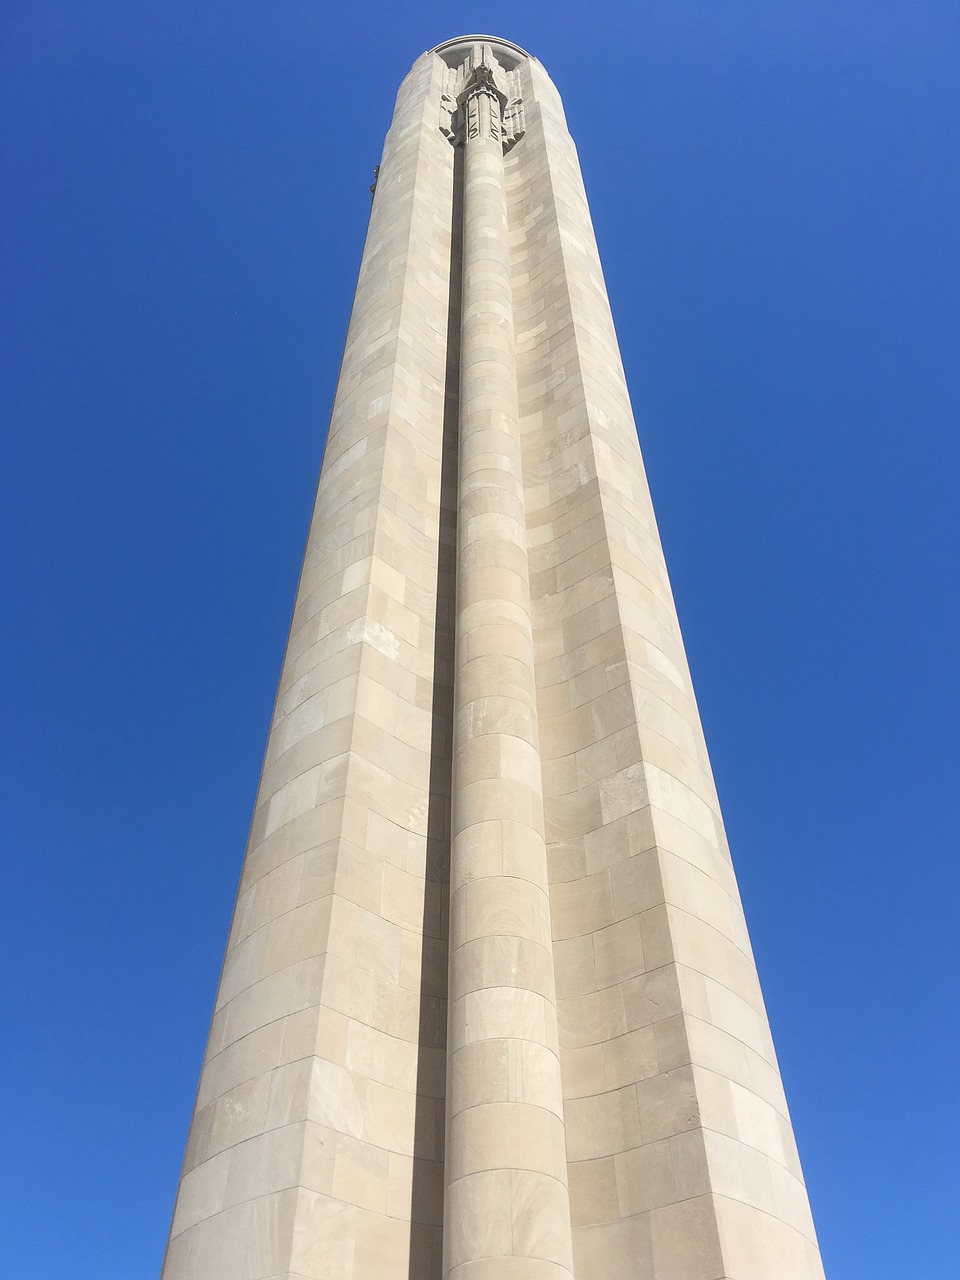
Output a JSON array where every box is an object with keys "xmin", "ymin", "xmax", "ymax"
[{"xmin": 437, "ymin": 42, "xmax": 526, "ymax": 152}]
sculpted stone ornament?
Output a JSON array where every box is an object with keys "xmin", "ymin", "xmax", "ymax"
[
  {"xmin": 440, "ymin": 52, "xmax": 525, "ymax": 151},
  {"xmin": 460, "ymin": 63, "xmax": 505, "ymax": 142}
]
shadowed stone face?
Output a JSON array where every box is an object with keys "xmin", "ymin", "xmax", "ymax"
[{"xmin": 161, "ymin": 34, "xmax": 825, "ymax": 1280}]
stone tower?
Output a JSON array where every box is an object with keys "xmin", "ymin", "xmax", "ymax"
[{"xmin": 161, "ymin": 35, "xmax": 825, "ymax": 1280}]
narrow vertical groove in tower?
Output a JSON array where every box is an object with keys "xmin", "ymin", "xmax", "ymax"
[{"xmin": 161, "ymin": 35, "xmax": 826, "ymax": 1280}]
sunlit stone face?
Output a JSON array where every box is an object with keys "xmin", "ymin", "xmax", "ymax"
[{"xmin": 160, "ymin": 35, "xmax": 826, "ymax": 1280}]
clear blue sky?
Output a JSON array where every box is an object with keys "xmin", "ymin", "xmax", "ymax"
[{"xmin": 2, "ymin": 2, "xmax": 958, "ymax": 1276}]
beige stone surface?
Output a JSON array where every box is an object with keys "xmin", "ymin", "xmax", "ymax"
[
  {"xmin": 162, "ymin": 33, "xmax": 824, "ymax": 1280},
  {"xmin": 443, "ymin": 59, "xmax": 573, "ymax": 1275},
  {"xmin": 509, "ymin": 51, "xmax": 824, "ymax": 1279}
]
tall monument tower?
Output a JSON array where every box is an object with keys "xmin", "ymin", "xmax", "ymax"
[{"xmin": 161, "ymin": 36, "xmax": 825, "ymax": 1280}]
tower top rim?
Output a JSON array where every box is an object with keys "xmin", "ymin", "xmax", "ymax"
[{"xmin": 429, "ymin": 35, "xmax": 532, "ymax": 59}]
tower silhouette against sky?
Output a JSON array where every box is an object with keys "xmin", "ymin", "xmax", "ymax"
[{"xmin": 161, "ymin": 35, "xmax": 825, "ymax": 1280}]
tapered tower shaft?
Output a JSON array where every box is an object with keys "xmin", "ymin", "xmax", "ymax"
[{"xmin": 161, "ymin": 34, "xmax": 825, "ymax": 1280}]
